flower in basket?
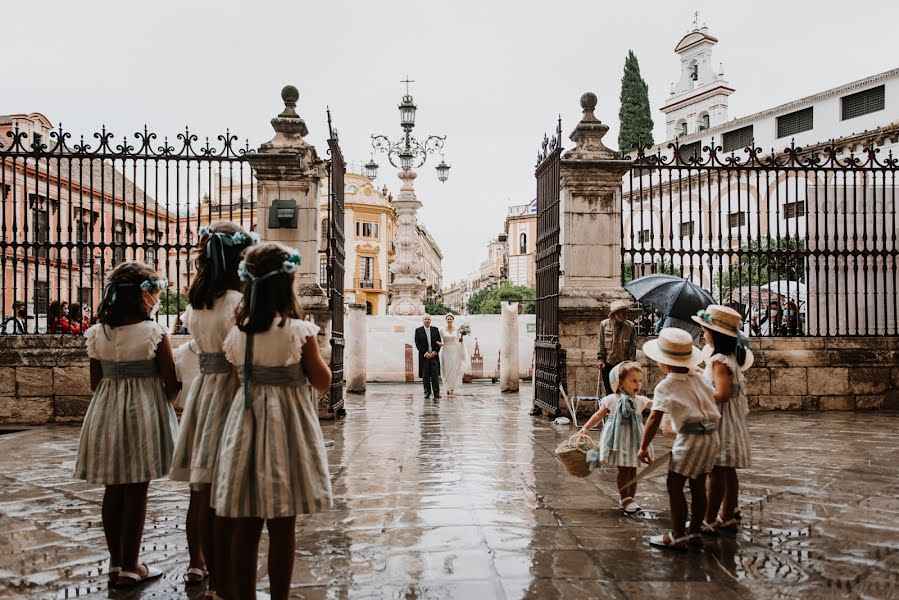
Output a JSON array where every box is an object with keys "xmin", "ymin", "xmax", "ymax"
[
  {"xmin": 458, "ymin": 324, "xmax": 472, "ymax": 337},
  {"xmin": 585, "ymin": 448, "xmax": 601, "ymax": 471}
]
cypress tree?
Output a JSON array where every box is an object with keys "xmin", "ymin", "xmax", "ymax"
[{"xmin": 618, "ymin": 50, "xmax": 654, "ymax": 153}]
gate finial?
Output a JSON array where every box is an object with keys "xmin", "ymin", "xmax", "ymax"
[
  {"xmin": 563, "ymin": 92, "xmax": 618, "ymax": 160},
  {"xmin": 279, "ymin": 85, "xmax": 300, "ymax": 118}
]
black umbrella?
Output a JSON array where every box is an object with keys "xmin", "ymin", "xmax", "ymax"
[{"xmin": 624, "ymin": 274, "xmax": 715, "ymax": 321}]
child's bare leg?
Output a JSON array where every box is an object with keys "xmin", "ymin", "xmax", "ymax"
[
  {"xmin": 120, "ymin": 482, "xmax": 150, "ymax": 573},
  {"xmin": 214, "ymin": 516, "xmax": 236, "ymax": 598},
  {"xmin": 102, "ymin": 485, "xmax": 125, "ymax": 572},
  {"xmin": 666, "ymin": 471, "xmax": 688, "ymax": 538},
  {"xmin": 617, "ymin": 467, "xmax": 637, "ymax": 501},
  {"xmin": 233, "ymin": 517, "xmax": 264, "ymax": 600},
  {"xmin": 688, "ymin": 474, "xmax": 708, "ymax": 535},
  {"xmin": 721, "ymin": 468, "xmax": 739, "ymax": 521},
  {"xmin": 185, "ymin": 487, "xmax": 208, "ymax": 577},
  {"xmin": 266, "ymin": 516, "xmax": 297, "ymax": 600},
  {"xmin": 705, "ymin": 465, "xmax": 725, "ymax": 523}
]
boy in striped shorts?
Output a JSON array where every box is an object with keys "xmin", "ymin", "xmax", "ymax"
[{"xmin": 638, "ymin": 328, "xmax": 720, "ymax": 551}]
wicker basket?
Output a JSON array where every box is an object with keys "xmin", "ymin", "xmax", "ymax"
[{"xmin": 556, "ymin": 433, "xmax": 597, "ymax": 478}]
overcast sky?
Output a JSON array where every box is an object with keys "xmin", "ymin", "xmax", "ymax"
[{"xmin": 5, "ymin": 1, "xmax": 898, "ymax": 282}]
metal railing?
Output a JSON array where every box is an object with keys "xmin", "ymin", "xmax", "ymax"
[
  {"xmin": 622, "ymin": 135, "xmax": 898, "ymax": 336},
  {"xmin": 353, "ymin": 277, "xmax": 381, "ymax": 290}
]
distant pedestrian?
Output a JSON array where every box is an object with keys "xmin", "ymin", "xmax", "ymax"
[
  {"xmin": 169, "ymin": 222, "xmax": 257, "ymax": 592},
  {"xmin": 692, "ymin": 305, "xmax": 753, "ymax": 535},
  {"xmin": 212, "ymin": 242, "xmax": 333, "ymax": 600},
  {"xmin": 597, "ymin": 299, "xmax": 637, "ymax": 395},
  {"xmin": 73, "ymin": 261, "xmax": 179, "ymax": 587},
  {"xmin": 68, "ymin": 303, "xmax": 91, "ymax": 331},
  {"xmin": 48, "ymin": 300, "xmax": 83, "ymax": 334},
  {"xmin": 579, "ymin": 361, "xmax": 653, "ymax": 514},
  {"xmin": 639, "ymin": 327, "xmax": 719, "ymax": 551},
  {"xmin": 2, "ymin": 300, "xmax": 27, "ymax": 334}
]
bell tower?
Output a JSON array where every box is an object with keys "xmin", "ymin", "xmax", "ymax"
[{"xmin": 660, "ymin": 14, "xmax": 735, "ymax": 140}]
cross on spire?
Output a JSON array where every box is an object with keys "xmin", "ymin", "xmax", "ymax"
[
  {"xmin": 401, "ymin": 76, "xmax": 415, "ymax": 96},
  {"xmin": 693, "ymin": 10, "xmax": 699, "ymax": 29}
]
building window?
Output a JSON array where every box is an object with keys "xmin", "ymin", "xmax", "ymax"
[
  {"xmin": 76, "ymin": 218, "xmax": 91, "ymax": 265},
  {"xmin": 728, "ymin": 212, "xmax": 747, "ymax": 228},
  {"xmin": 34, "ymin": 280, "xmax": 49, "ymax": 315},
  {"xmin": 698, "ymin": 113, "xmax": 710, "ymax": 131},
  {"xmin": 722, "ymin": 125, "xmax": 753, "ymax": 153},
  {"xmin": 144, "ymin": 229, "xmax": 158, "ymax": 268},
  {"xmin": 777, "ymin": 107, "xmax": 814, "ymax": 139},
  {"xmin": 0, "ymin": 183, "xmax": 8, "ymax": 200},
  {"xmin": 319, "ymin": 257, "xmax": 328, "ymax": 287},
  {"xmin": 841, "ymin": 85, "xmax": 885, "ymax": 121},
  {"xmin": 680, "ymin": 122, "xmax": 688, "ymax": 136},
  {"xmin": 32, "ymin": 133, "xmax": 43, "ymax": 150},
  {"xmin": 519, "ymin": 233, "xmax": 527, "ymax": 254},
  {"xmin": 355, "ymin": 221, "xmax": 379, "ymax": 239},
  {"xmin": 79, "ymin": 287, "xmax": 92, "ymax": 307},
  {"xmin": 678, "ymin": 141, "xmax": 701, "ymax": 164},
  {"xmin": 32, "ymin": 205, "xmax": 50, "ymax": 259},
  {"xmin": 784, "ymin": 201, "xmax": 806, "ymax": 220},
  {"xmin": 690, "ymin": 62, "xmax": 698, "ymax": 81},
  {"xmin": 360, "ymin": 256, "xmax": 374, "ymax": 285},
  {"xmin": 113, "ymin": 220, "xmax": 126, "ymax": 265},
  {"xmin": 680, "ymin": 221, "xmax": 694, "ymax": 238},
  {"xmin": 320, "ymin": 218, "xmax": 329, "ymax": 250},
  {"xmin": 638, "ymin": 229, "xmax": 652, "ymax": 244}
]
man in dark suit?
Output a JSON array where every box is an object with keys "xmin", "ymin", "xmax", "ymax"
[{"xmin": 415, "ymin": 315, "xmax": 442, "ymax": 399}]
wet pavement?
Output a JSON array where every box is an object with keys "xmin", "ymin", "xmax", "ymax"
[{"xmin": 1, "ymin": 382, "xmax": 898, "ymax": 599}]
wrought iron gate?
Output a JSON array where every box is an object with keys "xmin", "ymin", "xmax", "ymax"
[
  {"xmin": 533, "ymin": 120, "xmax": 563, "ymax": 415},
  {"xmin": 326, "ymin": 113, "xmax": 346, "ymax": 412}
]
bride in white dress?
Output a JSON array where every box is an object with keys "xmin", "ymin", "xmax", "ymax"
[{"xmin": 438, "ymin": 314, "xmax": 466, "ymax": 397}]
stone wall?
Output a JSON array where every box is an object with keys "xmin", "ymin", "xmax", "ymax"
[{"xmin": 636, "ymin": 336, "xmax": 899, "ymax": 411}]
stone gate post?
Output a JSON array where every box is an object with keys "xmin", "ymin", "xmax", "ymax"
[
  {"xmin": 558, "ymin": 93, "xmax": 633, "ymax": 397},
  {"xmin": 245, "ymin": 85, "xmax": 332, "ymax": 415},
  {"xmin": 345, "ymin": 303, "xmax": 367, "ymax": 393},
  {"xmin": 500, "ymin": 301, "xmax": 520, "ymax": 392}
]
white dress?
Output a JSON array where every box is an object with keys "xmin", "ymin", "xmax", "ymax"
[
  {"xmin": 703, "ymin": 353, "xmax": 752, "ymax": 469},
  {"xmin": 170, "ymin": 291, "xmax": 241, "ymax": 485},
  {"xmin": 597, "ymin": 393, "xmax": 652, "ymax": 467},
  {"xmin": 439, "ymin": 327, "xmax": 465, "ymax": 391},
  {"xmin": 74, "ymin": 321, "xmax": 178, "ymax": 484},
  {"xmin": 211, "ymin": 318, "xmax": 332, "ymax": 519}
]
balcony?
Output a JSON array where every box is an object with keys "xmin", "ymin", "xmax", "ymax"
[{"xmin": 354, "ymin": 278, "xmax": 382, "ymax": 290}]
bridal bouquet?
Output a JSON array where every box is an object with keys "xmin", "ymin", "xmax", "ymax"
[{"xmin": 458, "ymin": 324, "xmax": 471, "ymax": 337}]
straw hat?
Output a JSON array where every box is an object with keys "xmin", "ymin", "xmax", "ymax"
[
  {"xmin": 691, "ymin": 305, "xmax": 744, "ymax": 337},
  {"xmin": 642, "ymin": 328, "xmax": 704, "ymax": 368},
  {"xmin": 609, "ymin": 299, "xmax": 631, "ymax": 316}
]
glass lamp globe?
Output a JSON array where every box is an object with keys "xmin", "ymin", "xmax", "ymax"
[
  {"xmin": 364, "ymin": 158, "xmax": 379, "ymax": 181},
  {"xmin": 435, "ymin": 159, "xmax": 450, "ymax": 183},
  {"xmin": 399, "ymin": 95, "xmax": 417, "ymax": 129}
]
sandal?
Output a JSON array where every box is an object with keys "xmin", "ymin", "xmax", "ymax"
[
  {"xmin": 649, "ymin": 531, "xmax": 688, "ymax": 551},
  {"xmin": 117, "ymin": 564, "xmax": 163, "ymax": 587},
  {"xmin": 108, "ymin": 566, "xmax": 121, "ymax": 587},
  {"xmin": 700, "ymin": 518, "xmax": 722, "ymax": 535},
  {"xmin": 620, "ymin": 497, "xmax": 641, "ymax": 515},
  {"xmin": 687, "ymin": 533, "xmax": 704, "ymax": 549},
  {"xmin": 183, "ymin": 567, "xmax": 209, "ymax": 586},
  {"xmin": 717, "ymin": 517, "xmax": 740, "ymax": 533}
]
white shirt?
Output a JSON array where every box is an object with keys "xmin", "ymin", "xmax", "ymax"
[
  {"xmin": 651, "ymin": 372, "xmax": 720, "ymax": 432},
  {"xmin": 424, "ymin": 326, "xmax": 432, "ymax": 348},
  {"xmin": 3, "ymin": 316, "xmax": 25, "ymax": 334},
  {"xmin": 599, "ymin": 393, "xmax": 652, "ymax": 414}
]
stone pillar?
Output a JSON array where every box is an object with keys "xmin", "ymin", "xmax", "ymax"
[
  {"xmin": 345, "ymin": 303, "xmax": 367, "ymax": 393},
  {"xmin": 558, "ymin": 93, "xmax": 633, "ymax": 397},
  {"xmin": 500, "ymin": 301, "xmax": 520, "ymax": 392},
  {"xmin": 245, "ymin": 86, "xmax": 333, "ymax": 413},
  {"xmin": 388, "ymin": 170, "xmax": 426, "ymax": 316}
]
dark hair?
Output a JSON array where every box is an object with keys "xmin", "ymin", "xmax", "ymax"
[
  {"xmin": 95, "ymin": 261, "xmax": 160, "ymax": 327},
  {"xmin": 188, "ymin": 221, "xmax": 253, "ymax": 310},
  {"xmin": 707, "ymin": 328, "xmax": 747, "ymax": 367},
  {"xmin": 48, "ymin": 300, "xmax": 64, "ymax": 319},
  {"xmin": 68, "ymin": 303, "xmax": 83, "ymax": 322},
  {"xmin": 235, "ymin": 242, "xmax": 303, "ymax": 334}
]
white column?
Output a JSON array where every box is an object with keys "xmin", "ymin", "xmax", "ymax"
[
  {"xmin": 345, "ymin": 303, "xmax": 367, "ymax": 393},
  {"xmin": 500, "ymin": 301, "xmax": 520, "ymax": 392},
  {"xmin": 388, "ymin": 170, "xmax": 426, "ymax": 315}
]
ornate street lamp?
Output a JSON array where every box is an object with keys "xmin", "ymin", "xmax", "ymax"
[
  {"xmin": 364, "ymin": 155, "xmax": 379, "ymax": 181},
  {"xmin": 371, "ymin": 78, "xmax": 450, "ymax": 316}
]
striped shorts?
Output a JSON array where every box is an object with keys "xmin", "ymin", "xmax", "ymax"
[{"xmin": 670, "ymin": 430, "xmax": 719, "ymax": 479}]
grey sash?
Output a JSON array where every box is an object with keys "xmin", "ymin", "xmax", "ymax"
[
  {"xmin": 679, "ymin": 421, "xmax": 719, "ymax": 435},
  {"xmin": 101, "ymin": 359, "xmax": 159, "ymax": 379},
  {"xmin": 198, "ymin": 352, "xmax": 231, "ymax": 374},
  {"xmin": 238, "ymin": 362, "xmax": 306, "ymax": 387}
]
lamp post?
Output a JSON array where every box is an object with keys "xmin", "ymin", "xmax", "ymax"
[{"xmin": 370, "ymin": 79, "xmax": 450, "ymax": 316}]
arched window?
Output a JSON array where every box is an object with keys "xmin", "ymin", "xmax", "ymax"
[
  {"xmin": 519, "ymin": 232, "xmax": 527, "ymax": 254},
  {"xmin": 698, "ymin": 113, "xmax": 710, "ymax": 131},
  {"xmin": 320, "ymin": 218, "xmax": 328, "ymax": 250},
  {"xmin": 365, "ymin": 301, "xmax": 373, "ymax": 315},
  {"xmin": 678, "ymin": 121, "xmax": 688, "ymax": 137},
  {"xmin": 689, "ymin": 60, "xmax": 698, "ymax": 81}
]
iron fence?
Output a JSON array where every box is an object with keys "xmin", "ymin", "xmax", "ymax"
[
  {"xmin": 0, "ymin": 121, "xmax": 255, "ymax": 333},
  {"xmin": 622, "ymin": 136, "xmax": 898, "ymax": 336},
  {"xmin": 326, "ymin": 112, "xmax": 346, "ymax": 413}
]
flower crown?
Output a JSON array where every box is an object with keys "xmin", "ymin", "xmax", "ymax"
[
  {"xmin": 198, "ymin": 225, "xmax": 260, "ymax": 247},
  {"xmin": 238, "ymin": 250, "xmax": 302, "ymax": 282},
  {"xmin": 139, "ymin": 277, "xmax": 169, "ymax": 292}
]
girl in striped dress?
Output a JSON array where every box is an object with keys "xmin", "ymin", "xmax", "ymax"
[
  {"xmin": 73, "ymin": 262, "xmax": 179, "ymax": 587},
  {"xmin": 212, "ymin": 242, "xmax": 333, "ymax": 600},
  {"xmin": 692, "ymin": 305, "xmax": 754, "ymax": 535},
  {"xmin": 170, "ymin": 221, "xmax": 257, "ymax": 590},
  {"xmin": 579, "ymin": 361, "xmax": 652, "ymax": 514}
]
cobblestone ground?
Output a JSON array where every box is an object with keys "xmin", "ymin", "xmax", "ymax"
[{"xmin": 1, "ymin": 382, "xmax": 898, "ymax": 599}]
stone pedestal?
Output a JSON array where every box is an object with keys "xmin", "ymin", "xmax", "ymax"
[
  {"xmin": 558, "ymin": 93, "xmax": 633, "ymax": 397},
  {"xmin": 500, "ymin": 302, "xmax": 520, "ymax": 392},
  {"xmin": 346, "ymin": 303, "xmax": 367, "ymax": 393},
  {"xmin": 388, "ymin": 170, "xmax": 426, "ymax": 316}
]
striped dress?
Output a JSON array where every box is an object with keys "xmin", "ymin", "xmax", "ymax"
[
  {"xmin": 651, "ymin": 373, "xmax": 721, "ymax": 479},
  {"xmin": 211, "ymin": 319, "xmax": 333, "ymax": 519},
  {"xmin": 74, "ymin": 321, "xmax": 178, "ymax": 484},
  {"xmin": 170, "ymin": 291, "xmax": 241, "ymax": 486},
  {"xmin": 704, "ymin": 353, "xmax": 752, "ymax": 469},
  {"xmin": 598, "ymin": 393, "xmax": 652, "ymax": 467}
]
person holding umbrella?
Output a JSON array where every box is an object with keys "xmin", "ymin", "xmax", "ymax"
[{"xmin": 597, "ymin": 299, "xmax": 637, "ymax": 396}]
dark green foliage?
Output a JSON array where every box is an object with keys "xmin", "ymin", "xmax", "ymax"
[
  {"xmin": 466, "ymin": 283, "xmax": 536, "ymax": 315},
  {"xmin": 160, "ymin": 290, "xmax": 189, "ymax": 316},
  {"xmin": 424, "ymin": 301, "xmax": 452, "ymax": 315},
  {"xmin": 712, "ymin": 236, "xmax": 807, "ymax": 293},
  {"xmin": 621, "ymin": 259, "xmax": 681, "ymax": 285},
  {"xmin": 618, "ymin": 50, "xmax": 654, "ymax": 153}
]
